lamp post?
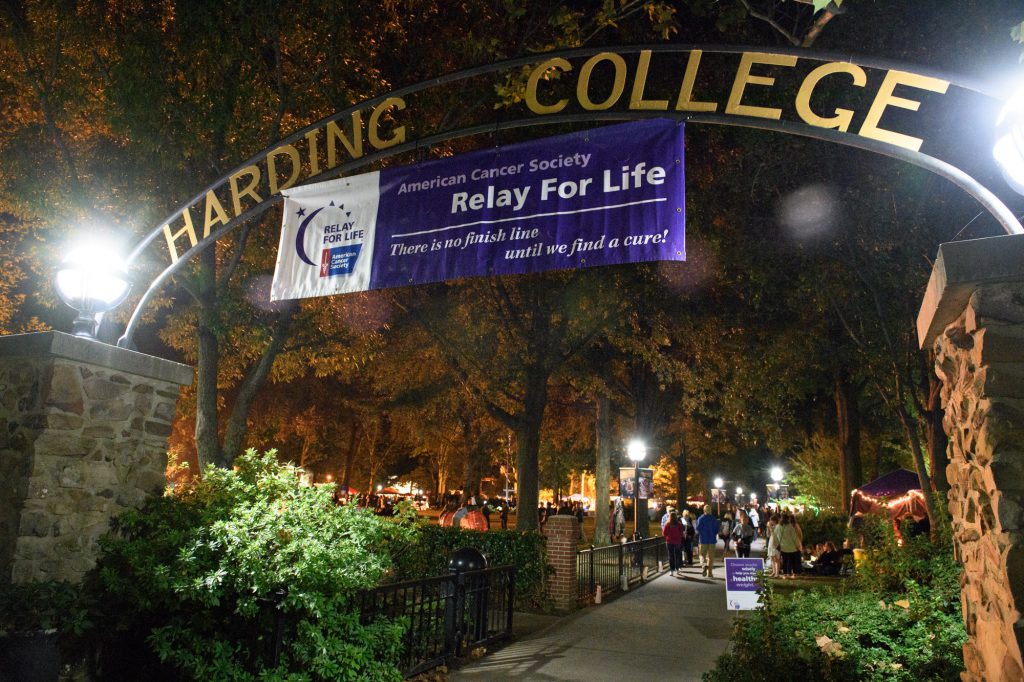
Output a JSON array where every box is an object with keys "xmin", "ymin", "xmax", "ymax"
[
  {"xmin": 768, "ymin": 466, "xmax": 784, "ymax": 506},
  {"xmin": 735, "ymin": 486, "xmax": 744, "ymax": 505},
  {"xmin": 54, "ymin": 242, "xmax": 131, "ymax": 340},
  {"xmin": 627, "ymin": 439, "xmax": 646, "ymax": 539},
  {"xmin": 712, "ymin": 476, "xmax": 724, "ymax": 515}
]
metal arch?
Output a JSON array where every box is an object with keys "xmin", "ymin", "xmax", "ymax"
[
  {"xmin": 116, "ymin": 45, "xmax": 1020, "ymax": 348},
  {"xmin": 120, "ymin": 44, "xmax": 1003, "ymax": 264}
]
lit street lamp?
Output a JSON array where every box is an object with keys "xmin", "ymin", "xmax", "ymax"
[
  {"xmin": 627, "ymin": 439, "xmax": 646, "ymax": 539},
  {"xmin": 55, "ymin": 241, "xmax": 131, "ymax": 340},
  {"xmin": 994, "ymin": 88, "xmax": 1024, "ymax": 195},
  {"xmin": 711, "ymin": 476, "xmax": 725, "ymax": 515},
  {"xmin": 768, "ymin": 466, "xmax": 785, "ymax": 504}
]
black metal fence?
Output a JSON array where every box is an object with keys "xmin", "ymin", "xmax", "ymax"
[
  {"xmin": 358, "ymin": 565, "xmax": 516, "ymax": 677},
  {"xmin": 577, "ymin": 536, "xmax": 667, "ymax": 603}
]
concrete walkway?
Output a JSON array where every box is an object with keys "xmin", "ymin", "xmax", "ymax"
[{"xmin": 451, "ymin": 540, "xmax": 764, "ymax": 681}]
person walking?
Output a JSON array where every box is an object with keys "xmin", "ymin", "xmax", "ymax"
[
  {"xmin": 773, "ymin": 512, "xmax": 803, "ymax": 578},
  {"xmin": 695, "ymin": 505, "xmax": 721, "ymax": 578},
  {"xmin": 719, "ymin": 513, "xmax": 734, "ymax": 553},
  {"xmin": 499, "ymin": 503, "xmax": 509, "ymax": 530},
  {"xmin": 661, "ymin": 506, "xmax": 675, "ymax": 532},
  {"xmin": 663, "ymin": 511, "xmax": 684, "ymax": 576},
  {"xmin": 681, "ymin": 510, "xmax": 696, "ymax": 566},
  {"xmin": 765, "ymin": 513, "xmax": 781, "ymax": 577},
  {"xmin": 732, "ymin": 510, "xmax": 756, "ymax": 558},
  {"xmin": 613, "ymin": 499, "xmax": 626, "ymax": 540}
]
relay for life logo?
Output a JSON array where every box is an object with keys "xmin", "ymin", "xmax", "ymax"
[{"xmin": 290, "ymin": 200, "xmax": 366, "ymax": 279}]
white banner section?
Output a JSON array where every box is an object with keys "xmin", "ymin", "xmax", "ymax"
[{"xmin": 271, "ymin": 173, "xmax": 380, "ymax": 301}]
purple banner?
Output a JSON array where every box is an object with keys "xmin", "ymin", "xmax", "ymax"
[{"xmin": 272, "ymin": 120, "xmax": 685, "ymax": 300}]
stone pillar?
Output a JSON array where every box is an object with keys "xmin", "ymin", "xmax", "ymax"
[
  {"xmin": 0, "ymin": 331, "xmax": 192, "ymax": 584},
  {"xmin": 918, "ymin": 234, "xmax": 1024, "ymax": 682},
  {"xmin": 542, "ymin": 515, "xmax": 580, "ymax": 613}
]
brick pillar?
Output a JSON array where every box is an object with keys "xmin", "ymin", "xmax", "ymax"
[
  {"xmin": 542, "ymin": 515, "xmax": 580, "ymax": 613},
  {"xmin": 918, "ymin": 235, "xmax": 1024, "ymax": 681},
  {"xmin": 0, "ymin": 332, "xmax": 192, "ymax": 584}
]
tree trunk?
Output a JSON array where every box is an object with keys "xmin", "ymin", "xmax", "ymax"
[
  {"xmin": 221, "ymin": 305, "xmax": 296, "ymax": 466},
  {"xmin": 676, "ymin": 441, "xmax": 688, "ymax": 509},
  {"xmin": 676, "ymin": 417, "xmax": 689, "ymax": 507},
  {"xmin": 514, "ymin": 368, "xmax": 548, "ymax": 532},
  {"xmin": 893, "ymin": 399, "xmax": 938, "ymax": 537},
  {"xmin": 194, "ymin": 249, "xmax": 224, "ymax": 469},
  {"xmin": 835, "ymin": 372, "xmax": 862, "ymax": 513},
  {"xmin": 341, "ymin": 421, "xmax": 360, "ymax": 492},
  {"xmin": 593, "ymin": 395, "xmax": 611, "ymax": 546}
]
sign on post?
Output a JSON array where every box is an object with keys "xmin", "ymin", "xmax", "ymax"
[
  {"xmin": 618, "ymin": 467, "xmax": 654, "ymax": 500},
  {"xmin": 724, "ymin": 557, "xmax": 766, "ymax": 610},
  {"xmin": 270, "ymin": 120, "xmax": 685, "ymax": 300}
]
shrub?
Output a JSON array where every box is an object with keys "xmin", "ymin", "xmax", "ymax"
[
  {"xmin": 796, "ymin": 511, "xmax": 849, "ymax": 549},
  {"xmin": 90, "ymin": 449, "xmax": 416, "ymax": 681},
  {"xmin": 393, "ymin": 525, "xmax": 549, "ymax": 610},
  {"xmin": 705, "ymin": 511, "xmax": 966, "ymax": 681},
  {"xmin": 0, "ymin": 581, "xmax": 90, "ymax": 635}
]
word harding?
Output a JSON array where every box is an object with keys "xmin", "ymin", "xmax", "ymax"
[{"xmin": 161, "ymin": 97, "xmax": 406, "ymax": 263}]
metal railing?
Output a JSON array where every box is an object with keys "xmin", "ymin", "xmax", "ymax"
[
  {"xmin": 359, "ymin": 565, "xmax": 516, "ymax": 678},
  {"xmin": 577, "ymin": 536, "xmax": 666, "ymax": 602}
]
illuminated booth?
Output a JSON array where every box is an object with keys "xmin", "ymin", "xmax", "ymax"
[{"xmin": 849, "ymin": 469, "xmax": 928, "ymax": 524}]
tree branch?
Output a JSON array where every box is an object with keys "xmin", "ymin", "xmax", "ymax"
[{"xmin": 740, "ymin": 0, "xmax": 802, "ymax": 46}]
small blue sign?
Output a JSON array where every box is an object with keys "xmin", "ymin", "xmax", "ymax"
[{"xmin": 320, "ymin": 244, "xmax": 362, "ymax": 277}]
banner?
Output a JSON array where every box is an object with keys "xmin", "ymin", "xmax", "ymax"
[
  {"xmin": 618, "ymin": 467, "xmax": 654, "ymax": 500},
  {"xmin": 271, "ymin": 120, "xmax": 685, "ymax": 300},
  {"xmin": 725, "ymin": 558, "xmax": 766, "ymax": 610}
]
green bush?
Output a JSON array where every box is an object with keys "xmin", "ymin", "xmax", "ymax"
[
  {"xmin": 796, "ymin": 511, "xmax": 849, "ymax": 549},
  {"xmin": 0, "ymin": 581, "xmax": 90, "ymax": 635},
  {"xmin": 705, "ymin": 512, "xmax": 966, "ymax": 682},
  {"xmin": 90, "ymin": 449, "xmax": 415, "ymax": 681},
  {"xmin": 393, "ymin": 525, "xmax": 549, "ymax": 610}
]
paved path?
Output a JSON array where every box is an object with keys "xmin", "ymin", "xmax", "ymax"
[{"xmin": 451, "ymin": 540, "xmax": 765, "ymax": 681}]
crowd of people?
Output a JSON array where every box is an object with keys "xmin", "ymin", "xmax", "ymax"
[{"xmin": 658, "ymin": 503, "xmax": 848, "ymax": 580}]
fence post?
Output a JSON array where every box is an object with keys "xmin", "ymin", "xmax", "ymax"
[
  {"xmin": 589, "ymin": 545, "xmax": 595, "ymax": 598},
  {"xmin": 618, "ymin": 541, "xmax": 627, "ymax": 591},
  {"xmin": 506, "ymin": 567, "xmax": 516, "ymax": 634}
]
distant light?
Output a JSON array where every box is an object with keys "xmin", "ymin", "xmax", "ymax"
[
  {"xmin": 55, "ymin": 239, "xmax": 130, "ymax": 339},
  {"xmin": 376, "ymin": 484, "xmax": 383, "ymax": 491},
  {"xmin": 771, "ymin": 467, "xmax": 784, "ymax": 482},
  {"xmin": 626, "ymin": 439, "xmax": 646, "ymax": 463},
  {"xmin": 994, "ymin": 87, "xmax": 1024, "ymax": 195},
  {"xmin": 713, "ymin": 477, "xmax": 724, "ymax": 489},
  {"xmin": 736, "ymin": 487, "xmax": 743, "ymax": 495}
]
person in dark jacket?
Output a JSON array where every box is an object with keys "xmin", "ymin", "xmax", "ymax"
[{"xmin": 732, "ymin": 510, "xmax": 756, "ymax": 558}]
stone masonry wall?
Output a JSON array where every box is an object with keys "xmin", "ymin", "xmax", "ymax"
[
  {"xmin": 0, "ymin": 335, "xmax": 191, "ymax": 584},
  {"xmin": 933, "ymin": 282, "xmax": 1024, "ymax": 682}
]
